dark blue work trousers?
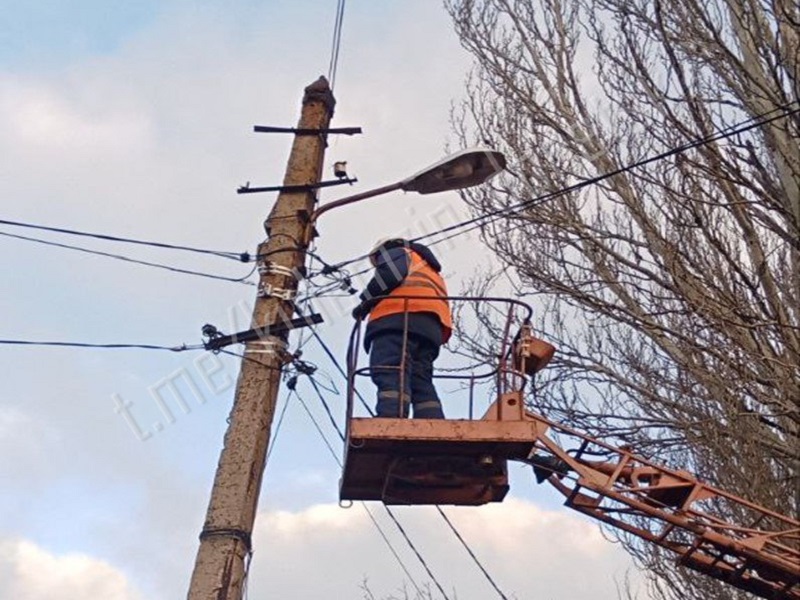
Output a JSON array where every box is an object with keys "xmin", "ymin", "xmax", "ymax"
[{"xmin": 368, "ymin": 331, "xmax": 444, "ymax": 419}]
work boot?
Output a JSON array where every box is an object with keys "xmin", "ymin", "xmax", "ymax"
[{"xmin": 527, "ymin": 454, "xmax": 570, "ymax": 484}]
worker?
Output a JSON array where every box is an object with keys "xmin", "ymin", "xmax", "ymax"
[{"xmin": 351, "ymin": 238, "xmax": 452, "ymax": 419}]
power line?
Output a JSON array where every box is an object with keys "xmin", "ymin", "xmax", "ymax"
[
  {"xmin": 329, "ymin": 101, "xmax": 800, "ymax": 273},
  {"xmin": 360, "ymin": 504, "xmax": 424, "ymax": 598},
  {"xmin": 0, "ymin": 227, "xmax": 342, "ymax": 286},
  {"xmin": 0, "ymin": 230, "xmax": 258, "ymax": 285},
  {"xmin": 381, "ymin": 506, "xmax": 452, "ymax": 600},
  {"xmin": 292, "ymin": 385, "xmax": 343, "ymax": 464},
  {"xmin": 0, "ymin": 339, "xmax": 201, "ymax": 351},
  {"xmin": 297, "ymin": 302, "xmax": 375, "ymax": 416},
  {"xmin": 434, "ymin": 506, "xmax": 511, "ymax": 600},
  {"xmin": 265, "ymin": 390, "xmax": 293, "ymax": 466},
  {"xmin": 291, "ymin": 385, "xmax": 424, "ymax": 595},
  {"xmin": 0, "ymin": 217, "xmax": 248, "ymax": 261},
  {"xmin": 306, "ymin": 375, "xmax": 345, "ymax": 439},
  {"xmin": 327, "ymin": 0, "xmax": 346, "ymax": 90}
]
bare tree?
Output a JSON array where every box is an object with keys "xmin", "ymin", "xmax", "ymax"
[{"xmin": 445, "ymin": 1, "xmax": 799, "ymax": 598}]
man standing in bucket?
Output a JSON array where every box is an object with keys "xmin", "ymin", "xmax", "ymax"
[{"xmin": 352, "ymin": 238, "xmax": 452, "ymax": 419}]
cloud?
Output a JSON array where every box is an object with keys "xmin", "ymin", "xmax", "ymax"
[
  {"xmin": 0, "ymin": 538, "xmax": 143, "ymax": 600},
  {"xmin": 248, "ymin": 498, "xmax": 646, "ymax": 600},
  {"xmin": 0, "ymin": 76, "xmax": 154, "ymax": 155}
]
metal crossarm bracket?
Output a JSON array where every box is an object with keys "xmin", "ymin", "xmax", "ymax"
[
  {"xmin": 258, "ymin": 282, "xmax": 296, "ymax": 300},
  {"xmin": 237, "ymin": 178, "xmax": 357, "ymax": 195},
  {"xmin": 203, "ymin": 314, "xmax": 324, "ymax": 351},
  {"xmin": 253, "ymin": 125, "xmax": 362, "ymax": 136}
]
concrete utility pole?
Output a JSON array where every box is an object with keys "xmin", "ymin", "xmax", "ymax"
[{"xmin": 187, "ymin": 77, "xmax": 334, "ymax": 600}]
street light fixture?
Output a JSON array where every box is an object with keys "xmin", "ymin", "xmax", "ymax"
[
  {"xmin": 307, "ymin": 147, "xmax": 506, "ymax": 234},
  {"xmin": 400, "ymin": 147, "xmax": 507, "ymax": 194}
]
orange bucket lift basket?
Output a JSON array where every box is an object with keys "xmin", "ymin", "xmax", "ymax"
[{"xmin": 340, "ymin": 295, "xmax": 550, "ymax": 506}]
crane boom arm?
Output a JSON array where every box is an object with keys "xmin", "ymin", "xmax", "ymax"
[{"xmin": 519, "ymin": 402, "xmax": 800, "ymax": 599}]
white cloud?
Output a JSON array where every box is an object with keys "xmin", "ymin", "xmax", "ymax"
[
  {"xmin": 0, "ymin": 77, "xmax": 154, "ymax": 155},
  {"xmin": 249, "ymin": 498, "xmax": 646, "ymax": 600},
  {"xmin": 0, "ymin": 539, "xmax": 143, "ymax": 600}
]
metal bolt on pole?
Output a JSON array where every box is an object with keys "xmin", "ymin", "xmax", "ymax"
[{"xmin": 187, "ymin": 77, "xmax": 335, "ymax": 600}]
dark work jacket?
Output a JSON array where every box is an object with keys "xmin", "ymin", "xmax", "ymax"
[{"xmin": 361, "ymin": 242, "xmax": 445, "ymax": 351}]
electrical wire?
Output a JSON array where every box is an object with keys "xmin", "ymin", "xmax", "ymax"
[
  {"xmin": 381, "ymin": 506, "xmax": 452, "ymax": 600},
  {"xmin": 299, "ymin": 303, "xmax": 374, "ymax": 416},
  {"xmin": 327, "ymin": 0, "xmax": 346, "ymax": 90},
  {"xmin": 0, "ymin": 217, "xmax": 247, "ymax": 261},
  {"xmin": 0, "ymin": 339, "xmax": 201, "ymax": 351},
  {"xmin": 328, "ymin": 101, "xmax": 800, "ymax": 273},
  {"xmin": 361, "ymin": 504, "xmax": 424, "ymax": 598},
  {"xmin": 434, "ymin": 506, "xmax": 510, "ymax": 600},
  {"xmin": 306, "ymin": 375, "xmax": 344, "ymax": 436},
  {"xmin": 265, "ymin": 390, "xmax": 293, "ymax": 466},
  {"xmin": 0, "ymin": 230, "xmax": 258, "ymax": 285},
  {"xmin": 293, "ymin": 386, "xmax": 343, "ymax": 462},
  {"xmin": 290, "ymin": 381, "xmax": 436, "ymax": 599}
]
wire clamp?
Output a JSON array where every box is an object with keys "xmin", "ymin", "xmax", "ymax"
[
  {"xmin": 258, "ymin": 262, "xmax": 302, "ymax": 280},
  {"xmin": 257, "ymin": 283, "xmax": 296, "ymax": 300},
  {"xmin": 244, "ymin": 338, "xmax": 287, "ymax": 355},
  {"xmin": 199, "ymin": 527, "xmax": 252, "ymax": 552}
]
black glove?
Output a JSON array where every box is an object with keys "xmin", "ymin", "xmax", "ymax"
[{"xmin": 351, "ymin": 298, "xmax": 376, "ymax": 320}]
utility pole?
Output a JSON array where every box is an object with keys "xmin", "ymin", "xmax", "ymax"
[{"xmin": 188, "ymin": 77, "xmax": 335, "ymax": 600}]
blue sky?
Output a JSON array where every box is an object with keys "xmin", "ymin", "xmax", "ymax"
[
  {"xmin": 0, "ymin": 2, "xmax": 646, "ymax": 599},
  {"xmin": 0, "ymin": 2, "xmax": 159, "ymax": 68}
]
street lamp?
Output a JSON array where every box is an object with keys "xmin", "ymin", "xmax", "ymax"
[{"xmin": 307, "ymin": 147, "xmax": 506, "ymax": 234}]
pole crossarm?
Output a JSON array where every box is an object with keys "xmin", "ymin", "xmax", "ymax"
[
  {"xmin": 237, "ymin": 178, "xmax": 357, "ymax": 195},
  {"xmin": 253, "ymin": 125, "xmax": 361, "ymax": 135},
  {"xmin": 202, "ymin": 314, "xmax": 324, "ymax": 350}
]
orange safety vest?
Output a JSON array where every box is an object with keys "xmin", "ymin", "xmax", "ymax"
[{"xmin": 368, "ymin": 248, "xmax": 453, "ymax": 343}]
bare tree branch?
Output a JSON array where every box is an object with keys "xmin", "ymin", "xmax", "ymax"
[{"xmin": 446, "ymin": 1, "xmax": 799, "ymax": 598}]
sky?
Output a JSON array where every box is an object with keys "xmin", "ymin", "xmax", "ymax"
[{"xmin": 0, "ymin": 2, "xmax": 649, "ymax": 599}]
